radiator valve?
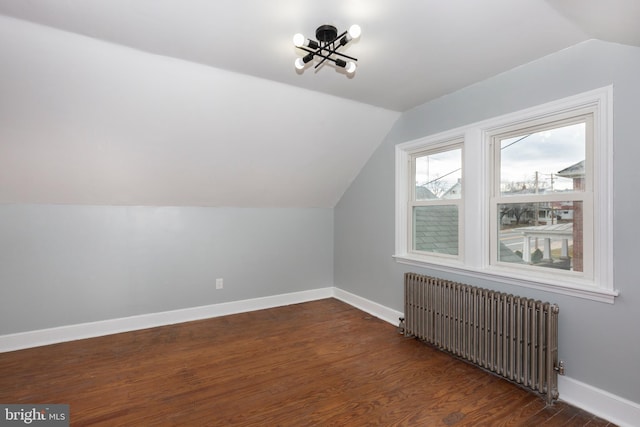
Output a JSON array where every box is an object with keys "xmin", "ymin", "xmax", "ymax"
[
  {"xmin": 554, "ymin": 360, "xmax": 566, "ymax": 376},
  {"xmin": 397, "ymin": 317, "xmax": 405, "ymax": 335}
]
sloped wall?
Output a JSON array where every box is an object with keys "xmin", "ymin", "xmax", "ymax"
[{"xmin": 0, "ymin": 15, "xmax": 398, "ymax": 208}]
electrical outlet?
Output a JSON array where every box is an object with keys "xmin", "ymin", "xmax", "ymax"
[{"xmin": 215, "ymin": 278, "xmax": 224, "ymax": 290}]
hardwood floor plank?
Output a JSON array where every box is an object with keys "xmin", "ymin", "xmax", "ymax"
[{"xmin": 0, "ymin": 299, "xmax": 614, "ymax": 426}]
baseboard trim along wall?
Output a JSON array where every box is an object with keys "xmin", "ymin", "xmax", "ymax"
[
  {"xmin": 0, "ymin": 287, "xmax": 334, "ymax": 353},
  {"xmin": 1, "ymin": 286, "xmax": 637, "ymax": 426},
  {"xmin": 332, "ymin": 287, "xmax": 404, "ymax": 326},
  {"xmin": 557, "ymin": 376, "xmax": 640, "ymax": 427}
]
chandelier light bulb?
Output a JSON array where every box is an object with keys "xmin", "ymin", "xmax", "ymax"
[
  {"xmin": 293, "ymin": 33, "xmax": 305, "ymax": 47},
  {"xmin": 345, "ymin": 61, "xmax": 357, "ymax": 74},
  {"xmin": 294, "ymin": 57, "xmax": 305, "ymax": 70},
  {"xmin": 348, "ymin": 24, "xmax": 361, "ymax": 40}
]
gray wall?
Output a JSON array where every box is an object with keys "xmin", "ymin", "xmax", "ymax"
[
  {"xmin": 0, "ymin": 205, "xmax": 333, "ymax": 334},
  {"xmin": 335, "ymin": 40, "xmax": 640, "ymax": 403}
]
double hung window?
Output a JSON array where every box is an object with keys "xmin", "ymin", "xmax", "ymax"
[
  {"xmin": 394, "ymin": 87, "xmax": 615, "ymax": 302},
  {"xmin": 489, "ymin": 113, "xmax": 593, "ymax": 279},
  {"xmin": 409, "ymin": 142, "xmax": 463, "ymax": 259}
]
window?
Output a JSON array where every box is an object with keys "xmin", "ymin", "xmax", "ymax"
[
  {"xmin": 489, "ymin": 114, "xmax": 592, "ymax": 279},
  {"xmin": 409, "ymin": 142, "xmax": 463, "ymax": 259},
  {"xmin": 394, "ymin": 87, "xmax": 616, "ymax": 303}
]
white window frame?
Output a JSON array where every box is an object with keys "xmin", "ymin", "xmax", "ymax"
[
  {"xmin": 408, "ymin": 139, "xmax": 464, "ymax": 261},
  {"xmin": 394, "ymin": 86, "xmax": 617, "ymax": 303},
  {"xmin": 489, "ymin": 112, "xmax": 594, "ymax": 281}
]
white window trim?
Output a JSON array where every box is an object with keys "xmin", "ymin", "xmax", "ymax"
[
  {"xmin": 408, "ymin": 140, "xmax": 464, "ymax": 261},
  {"xmin": 488, "ymin": 111, "xmax": 595, "ymax": 282},
  {"xmin": 394, "ymin": 86, "xmax": 617, "ymax": 304}
]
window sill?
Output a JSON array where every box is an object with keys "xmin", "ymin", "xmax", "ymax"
[{"xmin": 392, "ymin": 254, "xmax": 618, "ymax": 304}]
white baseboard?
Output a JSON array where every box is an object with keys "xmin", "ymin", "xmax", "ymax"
[
  {"xmin": 0, "ymin": 287, "xmax": 400, "ymax": 353},
  {"xmin": 559, "ymin": 376, "xmax": 640, "ymax": 427},
  {"xmin": 2, "ymin": 286, "xmax": 637, "ymax": 427},
  {"xmin": 0, "ymin": 287, "xmax": 333, "ymax": 353},
  {"xmin": 333, "ymin": 287, "xmax": 404, "ymax": 326}
]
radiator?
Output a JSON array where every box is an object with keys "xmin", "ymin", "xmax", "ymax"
[{"xmin": 400, "ymin": 272, "xmax": 562, "ymax": 404}]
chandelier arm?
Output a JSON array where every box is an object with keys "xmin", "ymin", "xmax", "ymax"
[
  {"xmin": 296, "ymin": 46, "xmax": 316, "ymax": 55},
  {"xmin": 313, "ymin": 50, "xmax": 339, "ymax": 69},
  {"xmin": 296, "ymin": 45, "xmax": 343, "ymax": 69},
  {"xmin": 314, "ymin": 48, "xmax": 358, "ymax": 69},
  {"xmin": 314, "ymin": 57, "xmax": 328, "ymax": 69},
  {"xmin": 312, "ymin": 44, "xmax": 357, "ymax": 61},
  {"xmin": 325, "ymin": 50, "xmax": 358, "ymax": 62},
  {"xmin": 316, "ymin": 35, "xmax": 358, "ymax": 61},
  {"xmin": 324, "ymin": 30, "xmax": 348, "ymax": 46},
  {"xmin": 297, "ymin": 45, "xmax": 355, "ymax": 60},
  {"xmin": 310, "ymin": 40, "xmax": 333, "ymax": 69}
]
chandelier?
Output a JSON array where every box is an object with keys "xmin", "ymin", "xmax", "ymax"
[{"xmin": 293, "ymin": 24, "xmax": 361, "ymax": 74}]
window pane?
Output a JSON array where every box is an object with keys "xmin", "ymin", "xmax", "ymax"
[
  {"xmin": 497, "ymin": 201, "xmax": 583, "ymax": 272},
  {"xmin": 413, "ymin": 205, "xmax": 458, "ymax": 255},
  {"xmin": 415, "ymin": 148, "xmax": 462, "ymax": 200},
  {"xmin": 500, "ymin": 122, "xmax": 585, "ymax": 196}
]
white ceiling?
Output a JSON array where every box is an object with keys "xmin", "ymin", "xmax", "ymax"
[
  {"xmin": 0, "ymin": 1, "xmax": 637, "ymax": 207},
  {"xmin": 1, "ymin": 0, "xmax": 638, "ymax": 112}
]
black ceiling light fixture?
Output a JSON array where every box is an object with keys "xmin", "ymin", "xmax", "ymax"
[{"xmin": 293, "ymin": 24, "xmax": 361, "ymax": 74}]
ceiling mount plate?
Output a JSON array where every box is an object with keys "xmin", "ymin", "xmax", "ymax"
[{"xmin": 315, "ymin": 25, "xmax": 337, "ymax": 43}]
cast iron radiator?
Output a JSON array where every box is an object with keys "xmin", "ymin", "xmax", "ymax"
[{"xmin": 400, "ymin": 272, "xmax": 562, "ymax": 404}]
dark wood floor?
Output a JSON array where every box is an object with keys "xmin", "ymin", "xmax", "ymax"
[{"xmin": 0, "ymin": 298, "xmax": 614, "ymax": 426}]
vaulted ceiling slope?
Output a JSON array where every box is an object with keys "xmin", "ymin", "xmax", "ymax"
[
  {"xmin": 0, "ymin": 15, "xmax": 399, "ymax": 208},
  {"xmin": 0, "ymin": 1, "xmax": 637, "ymax": 208}
]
